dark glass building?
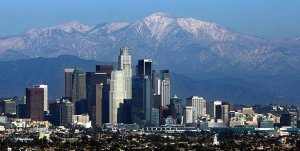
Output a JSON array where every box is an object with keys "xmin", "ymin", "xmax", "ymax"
[
  {"xmin": 49, "ymin": 98, "xmax": 74, "ymax": 126},
  {"xmin": 64, "ymin": 68, "xmax": 74, "ymax": 98},
  {"xmin": 137, "ymin": 59, "xmax": 152, "ymax": 78},
  {"xmin": 26, "ymin": 88, "xmax": 44, "ymax": 121},
  {"xmin": 215, "ymin": 105, "xmax": 222, "ymax": 122},
  {"xmin": 86, "ymin": 71, "xmax": 110, "ymax": 126},
  {"xmin": 72, "ymin": 68, "xmax": 86, "ymax": 114},
  {"xmin": 131, "ymin": 75, "xmax": 151, "ymax": 125}
]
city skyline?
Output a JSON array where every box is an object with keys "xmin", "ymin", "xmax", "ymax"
[{"xmin": 0, "ymin": 1, "xmax": 299, "ymax": 150}]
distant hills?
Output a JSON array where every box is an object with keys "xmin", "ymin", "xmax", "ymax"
[
  {"xmin": 0, "ymin": 13, "xmax": 299, "ymax": 104},
  {"xmin": 0, "ymin": 55, "xmax": 107, "ymax": 99},
  {"xmin": 0, "ymin": 55, "xmax": 299, "ymax": 105}
]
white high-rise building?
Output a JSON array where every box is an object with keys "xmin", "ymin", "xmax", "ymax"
[
  {"xmin": 184, "ymin": 106, "xmax": 195, "ymax": 124},
  {"xmin": 109, "ymin": 70, "xmax": 126, "ymax": 123},
  {"xmin": 161, "ymin": 79, "xmax": 170, "ymax": 106},
  {"xmin": 186, "ymin": 96, "xmax": 206, "ymax": 119},
  {"xmin": 33, "ymin": 84, "xmax": 48, "ymax": 112},
  {"xmin": 118, "ymin": 47, "xmax": 132, "ymax": 99}
]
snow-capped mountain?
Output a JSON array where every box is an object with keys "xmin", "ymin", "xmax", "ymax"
[{"xmin": 0, "ymin": 13, "xmax": 299, "ymax": 76}]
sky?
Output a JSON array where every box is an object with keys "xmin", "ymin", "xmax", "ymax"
[{"xmin": 0, "ymin": 0, "xmax": 299, "ymax": 39}]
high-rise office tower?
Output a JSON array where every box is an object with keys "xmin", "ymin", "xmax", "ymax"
[
  {"xmin": 72, "ymin": 68, "xmax": 87, "ymax": 114},
  {"xmin": 109, "ymin": 70, "xmax": 126, "ymax": 123},
  {"xmin": 95, "ymin": 64, "xmax": 114, "ymax": 124},
  {"xmin": 131, "ymin": 75, "xmax": 152, "ymax": 125},
  {"xmin": 137, "ymin": 59, "xmax": 152, "ymax": 78},
  {"xmin": 184, "ymin": 106, "xmax": 195, "ymax": 124},
  {"xmin": 152, "ymin": 70, "xmax": 170, "ymax": 106},
  {"xmin": 95, "ymin": 83, "xmax": 103, "ymax": 126},
  {"xmin": 49, "ymin": 98, "xmax": 74, "ymax": 126},
  {"xmin": 26, "ymin": 88, "xmax": 44, "ymax": 121},
  {"xmin": 214, "ymin": 100, "xmax": 222, "ymax": 118},
  {"xmin": 215, "ymin": 105, "xmax": 222, "ymax": 122},
  {"xmin": 86, "ymin": 72, "xmax": 108, "ymax": 126},
  {"xmin": 206, "ymin": 101, "xmax": 214, "ymax": 118},
  {"xmin": 33, "ymin": 84, "xmax": 48, "ymax": 112},
  {"xmin": 118, "ymin": 47, "xmax": 132, "ymax": 99},
  {"xmin": 186, "ymin": 96, "xmax": 206, "ymax": 120},
  {"xmin": 161, "ymin": 79, "xmax": 170, "ymax": 106},
  {"xmin": 64, "ymin": 68, "xmax": 74, "ymax": 98},
  {"xmin": 221, "ymin": 102, "xmax": 230, "ymax": 124},
  {"xmin": 169, "ymin": 95, "xmax": 184, "ymax": 124}
]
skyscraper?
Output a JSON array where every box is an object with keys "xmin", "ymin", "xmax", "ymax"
[
  {"xmin": 109, "ymin": 70, "xmax": 126, "ymax": 123},
  {"xmin": 95, "ymin": 83, "xmax": 103, "ymax": 126},
  {"xmin": 161, "ymin": 79, "xmax": 170, "ymax": 106},
  {"xmin": 184, "ymin": 106, "xmax": 195, "ymax": 124},
  {"xmin": 64, "ymin": 68, "xmax": 74, "ymax": 98},
  {"xmin": 49, "ymin": 98, "xmax": 74, "ymax": 126},
  {"xmin": 206, "ymin": 101, "xmax": 214, "ymax": 118},
  {"xmin": 26, "ymin": 88, "xmax": 44, "ymax": 121},
  {"xmin": 137, "ymin": 59, "xmax": 152, "ymax": 78},
  {"xmin": 152, "ymin": 70, "xmax": 170, "ymax": 106},
  {"xmin": 33, "ymin": 84, "xmax": 48, "ymax": 112},
  {"xmin": 221, "ymin": 102, "xmax": 230, "ymax": 124},
  {"xmin": 118, "ymin": 47, "xmax": 132, "ymax": 99},
  {"xmin": 215, "ymin": 105, "xmax": 222, "ymax": 122},
  {"xmin": 186, "ymin": 96, "xmax": 206, "ymax": 119},
  {"xmin": 72, "ymin": 68, "xmax": 87, "ymax": 115},
  {"xmin": 131, "ymin": 75, "xmax": 152, "ymax": 125},
  {"xmin": 169, "ymin": 95, "xmax": 184, "ymax": 124},
  {"xmin": 86, "ymin": 72, "xmax": 107, "ymax": 126},
  {"xmin": 214, "ymin": 100, "xmax": 222, "ymax": 118}
]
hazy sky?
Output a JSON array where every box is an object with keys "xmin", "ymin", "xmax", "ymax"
[{"xmin": 0, "ymin": 0, "xmax": 299, "ymax": 38}]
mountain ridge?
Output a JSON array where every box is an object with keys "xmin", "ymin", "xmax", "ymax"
[{"xmin": 0, "ymin": 13, "xmax": 299, "ymax": 78}]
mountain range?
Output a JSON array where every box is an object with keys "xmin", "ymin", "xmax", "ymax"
[{"xmin": 0, "ymin": 13, "xmax": 299, "ymax": 104}]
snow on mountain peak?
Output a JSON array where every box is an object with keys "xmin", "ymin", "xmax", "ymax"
[
  {"xmin": 102, "ymin": 22, "xmax": 129, "ymax": 33},
  {"xmin": 135, "ymin": 13, "xmax": 176, "ymax": 40},
  {"xmin": 145, "ymin": 13, "xmax": 174, "ymax": 20},
  {"xmin": 177, "ymin": 18, "xmax": 211, "ymax": 35},
  {"xmin": 174, "ymin": 16, "xmax": 241, "ymax": 41},
  {"xmin": 54, "ymin": 20, "xmax": 94, "ymax": 33},
  {"xmin": 24, "ymin": 20, "xmax": 94, "ymax": 39},
  {"xmin": 135, "ymin": 13, "xmax": 238, "ymax": 41}
]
